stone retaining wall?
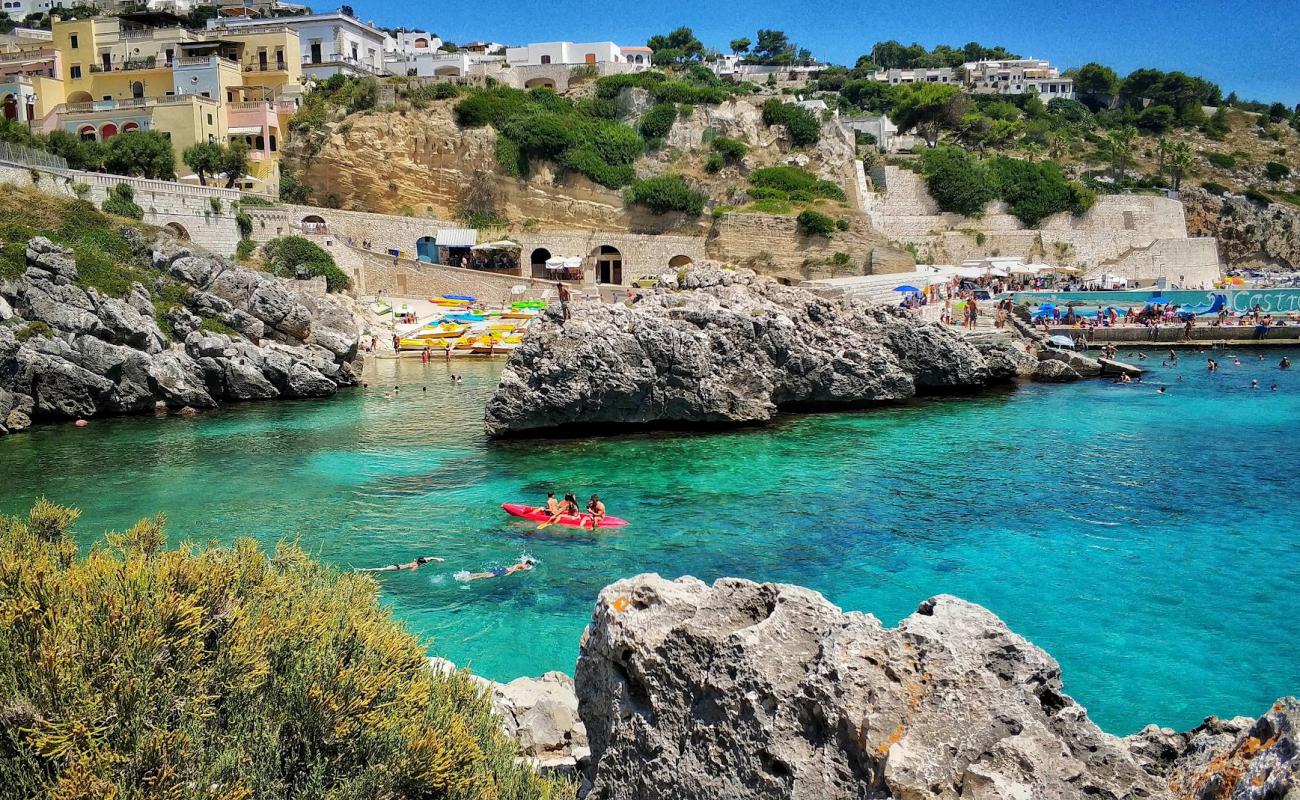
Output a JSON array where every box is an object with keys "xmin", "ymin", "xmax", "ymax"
[
  {"xmin": 0, "ymin": 161, "xmax": 243, "ymax": 257},
  {"xmin": 1049, "ymin": 324, "xmax": 1300, "ymax": 344},
  {"xmin": 706, "ymin": 212, "xmax": 914, "ymax": 281}
]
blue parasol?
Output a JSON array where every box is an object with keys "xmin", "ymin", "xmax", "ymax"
[{"xmin": 893, "ymin": 285, "xmax": 921, "ymax": 293}]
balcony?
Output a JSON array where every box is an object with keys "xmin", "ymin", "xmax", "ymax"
[
  {"xmin": 89, "ymin": 57, "xmax": 172, "ymax": 73},
  {"xmin": 245, "ymin": 61, "xmax": 289, "ymax": 73},
  {"xmin": 58, "ymin": 93, "xmax": 215, "ymax": 116}
]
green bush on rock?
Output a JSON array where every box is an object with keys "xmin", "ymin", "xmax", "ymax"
[
  {"xmin": 625, "ymin": 174, "xmax": 706, "ymax": 215},
  {"xmin": 761, "ymin": 99, "xmax": 822, "ymax": 147},
  {"xmin": 101, "ymin": 183, "xmax": 143, "ymax": 220},
  {"xmin": 796, "ymin": 209, "xmax": 836, "ymax": 237},
  {"xmin": 263, "ymin": 235, "xmax": 351, "ymax": 292},
  {"xmin": 0, "ymin": 500, "xmax": 572, "ymax": 800}
]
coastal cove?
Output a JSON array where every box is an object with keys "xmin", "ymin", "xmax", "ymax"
[{"xmin": 1, "ymin": 354, "xmax": 1297, "ymax": 736}]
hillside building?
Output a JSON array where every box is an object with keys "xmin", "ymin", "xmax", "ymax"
[{"xmin": 207, "ymin": 10, "xmax": 385, "ymax": 79}]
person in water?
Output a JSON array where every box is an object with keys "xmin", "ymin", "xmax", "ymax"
[
  {"xmin": 586, "ymin": 494, "xmax": 606, "ymax": 529},
  {"xmin": 461, "ymin": 556, "xmax": 536, "ymax": 581},
  {"xmin": 1282, "ymin": 356, "xmax": 1291, "ymax": 370},
  {"xmin": 355, "ymin": 555, "xmax": 444, "ymax": 572}
]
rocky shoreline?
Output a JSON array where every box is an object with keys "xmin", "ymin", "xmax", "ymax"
[
  {"xmin": 459, "ymin": 574, "xmax": 1297, "ymax": 799},
  {"xmin": 485, "ymin": 267, "xmax": 1126, "ymax": 437},
  {"xmin": 0, "ymin": 233, "xmax": 362, "ymax": 437}
]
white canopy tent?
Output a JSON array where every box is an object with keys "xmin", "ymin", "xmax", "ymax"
[
  {"xmin": 545, "ymin": 256, "xmax": 582, "ymax": 271},
  {"xmin": 470, "ymin": 240, "xmax": 520, "ymax": 250}
]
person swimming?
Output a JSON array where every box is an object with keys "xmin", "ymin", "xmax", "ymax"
[
  {"xmin": 457, "ymin": 556, "xmax": 536, "ymax": 582},
  {"xmin": 1282, "ymin": 356, "xmax": 1291, "ymax": 370},
  {"xmin": 1157, "ymin": 386, "xmax": 1166, "ymax": 394},
  {"xmin": 355, "ymin": 555, "xmax": 445, "ymax": 572}
]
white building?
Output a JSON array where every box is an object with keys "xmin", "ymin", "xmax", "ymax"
[
  {"xmin": 504, "ymin": 41, "xmax": 650, "ymax": 68},
  {"xmin": 962, "ymin": 59, "xmax": 1074, "ymax": 99},
  {"xmin": 208, "ymin": 11, "xmax": 386, "ymax": 79},
  {"xmin": 383, "ymin": 30, "xmax": 441, "ymax": 56},
  {"xmin": 865, "ymin": 66, "xmax": 956, "ymax": 86},
  {"xmin": 393, "ymin": 49, "xmax": 501, "ymax": 79}
]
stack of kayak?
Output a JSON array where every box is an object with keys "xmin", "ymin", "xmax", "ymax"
[{"xmin": 394, "ymin": 295, "xmax": 546, "ymax": 356}]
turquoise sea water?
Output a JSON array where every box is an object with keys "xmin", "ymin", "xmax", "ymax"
[{"xmin": 2, "ymin": 350, "xmax": 1298, "ymax": 735}]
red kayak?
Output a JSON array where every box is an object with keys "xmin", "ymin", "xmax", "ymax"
[{"xmin": 501, "ymin": 503, "xmax": 629, "ymax": 529}]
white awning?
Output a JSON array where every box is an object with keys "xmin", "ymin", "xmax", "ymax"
[
  {"xmin": 470, "ymin": 239, "xmax": 519, "ymax": 250},
  {"xmin": 227, "ymin": 125, "xmax": 262, "ymax": 135},
  {"xmin": 545, "ymin": 256, "xmax": 582, "ymax": 269},
  {"xmin": 436, "ymin": 228, "xmax": 477, "ymax": 247}
]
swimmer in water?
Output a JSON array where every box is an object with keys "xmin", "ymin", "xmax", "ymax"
[
  {"xmin": 459, "ymin": 556, "xmax": 536, "ymax": 581},
  {"xmin": 1281, "ymin": 356, "xmax": 1291, "ymax": 370},
  {"xmin": 356, "ymin": 555, "xmax": 445, "ymax": 572},
  {"xmin": 1251, "ymin": 379, "xmax": 1258, "ymax": 389},
  {"xmin": 1157, "ymin": 386, "xmax": 1166, "ymax": 394},
  {"xmin": 1271, "ymin": 383, "xmax": 1278, "ymax": 391}
]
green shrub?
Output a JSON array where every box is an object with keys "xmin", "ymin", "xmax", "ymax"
[
  {"xmin": 796, "ymin": 209, "xmax": 836, "ymax": 237},
  {"xmin": 919, "ymin": 146, "xmax": 996, "ymax": 217},
  {"xmin": 987, "ymin": 156, "xmax": 1091, "ymax": 227},
  {"xmin": 69, "ymin": 180, "xmax": 90, "ymax": 199},
  {"xmin": 761, "ymin": 99, "xmax": 821, "ymax": 146},
  {"xmin": 835, "ymin": 217, "xmax": 850, "ymax": 231},
  {"xmin": 101, "ymin": 183, "xmax": 143, "ymax": 220},
  {"xmin": 1200, "ymin": 180, "xmax": 1229, "ymax": 196},
  {"xmin": 209, "ymin": 196, "xmax": 223, "ymax": 215},
  {"xmin": 234, "ymin": 237, "xmax": 256, "ymax": 262},
  {"xmin": 0, "ymin": 501, "xmax": 571, "ymax": 800},
  {"xmin": 1204, "ymin": 151, "xmax": 1236, "ymax": 169},
  {"xmin": 626, "ymin": 174, "xmax": 706, "ymax": 215},
  {"xmin": 749, "ymin": 166, "xmax": 845, "ymax": 200},
  {"xmin": 495, "ymin": 136, "xmax": 524, "ymax": 176},
  {"xmin": 1264, "ymin": 161, "xmax": 1291, "ymax": 181},
  {"xmin": 705, "ymin": 153, "xmax": 725, "ymax": 173},
  {"xmin": 638, "ymin": 103, "xmax": 677, "ymax": 140},
  {"xmin": 589, "ymin": 123, "xmax": 644, "ymax": 165},
  {"xmin": 14, "ymin": 320, "xmax": 53, "ymax": 342},
  {"xmin": 502, "ymin": 110, "xmax": 575, "ymax": 161},
  {"xmin": 1243, "ymin": 188, "xmax": 1273, "ymax": 205},
  {"xmin": 563, "ymin": 147, "xmax": 636, "ymax": 188},
  {"xmin": 263, "ymin": 236, "xmax": 351, "ymax": 292},
  {"xmin": 197, "ymin": 315, "xmax": 239, "ymax": 336},
  {"xmin": 236, "ymin": 195, "xmax": 275, "ymax": 207},
  {"xmin": 235, "ymin": 209, "xmax": 253, "ymax": 238},
  {"xmin": 711, "ymin": 136, "xmax": 748, "ymax": 165}
]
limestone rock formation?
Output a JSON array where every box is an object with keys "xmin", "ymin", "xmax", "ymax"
[
  {"xmin": 429, "ymin": 657, "xmax": 590, "ymax": 776},
  {"xmin": 1126, "ymin": 698, "xmax": 1299, "ymax": 799},
  {"xmin": 575, "ymin": 574, "xmax": 1168, "ymax": 800},
  {"xmin": 0, "ymin": 234, "xmax": 361, "ymax": 436},
  {"xmin": 1183, "ymin": 187, "xmax": 1300, "ymax": 270},
  {"xmin": 485, "ymin": 268, "xmax": 1016, "ymax": 435}
]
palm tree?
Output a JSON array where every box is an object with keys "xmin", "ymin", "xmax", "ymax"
[
  {"xmin": 1103, "ymin": 126, "xmax": 1137, "ymax": 180},
  {"xmin": 1155, "ymin": 136, "xmax": 1172, "ymax": 178},
  {"xmin": 1166, "ymin": 140, "xmax": 1194, "ymax": 192}
]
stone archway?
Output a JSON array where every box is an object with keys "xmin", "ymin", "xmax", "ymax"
[
  {"xmin": 164, "ymin": 222, "xmax": 190, "ymax": 240},
  {"xmin": 2, "ymin": 95, "xmax": 16, "ymax": 121},
  {"xmin": 77, "ymin": 124, "xmax": 97, "ymax": 141},
  {"xmin": 434, "ymin": 66, "xmax": 461, "ymax": 77},
  {"xmin": 301, "ymin": 214, "xmax": 327, "ymax": 235},
  {"xmin": 668, "ymin": 254, "xmax": 693, "ymax": 268},
  {"xmin": 530, "ymin": 247, "xmax": 551, "ymax": 278},
  {"xmin": 524, "ymin": 77, "xmax": 556, "ymax": 89},
  {"xmin": 67, "ymin": 91, "xmax": 93, "ymax": 104},
  {"xmin": 592, "ymin": 244, "xmax": 623, "ymax": 285},
  {"xmin": 100, "ymin": 122, "xmax": 118, "ymax": 139}
]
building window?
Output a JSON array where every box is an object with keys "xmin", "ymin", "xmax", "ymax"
[
  {"xmin": 70, "ymin": 64, "xmax": 81, "ymax": 79},
  {"xmin": 540, "ymin": 54, "xmax": 550, "ymax": 64},
  {"xmin": 69, "ymin": 34, "xmax": 77, "ymax": 49},
  {"xmin": 207, "ymin": 113, "xmax": 213, "ymax": 124},
  {"xmin": 269, "ymin": 134, "xmax": 276, "ymax": 151},
  {"xmin": 350, "ymin": 44, "xmax": 358, "ymax": 61}
]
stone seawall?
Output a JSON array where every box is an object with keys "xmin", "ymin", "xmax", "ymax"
[{"xmin": 862, "ymin": 165, "xmax": 1221, "ymax": 286}]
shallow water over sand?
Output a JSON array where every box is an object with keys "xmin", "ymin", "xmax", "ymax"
[{"xmin": 2, "ymin": 350, "xmax": 1297, "ymax": 734}]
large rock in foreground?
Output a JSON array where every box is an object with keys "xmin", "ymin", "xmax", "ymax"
[
  {"xmin": 575, "ymin": 574, "xmax": 1167, "ymax": 800},
  {"xmin": 486, "ymin": 268, "xmax": 1011, "ymax": 436}
]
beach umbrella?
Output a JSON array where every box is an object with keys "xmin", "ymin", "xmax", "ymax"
[
  {"xmin": 893, "ymin": 285, "xmax": 920, "ymax": 293},
  {"xmin": 1048, "ymin": 335, "xmax": 1076, "ymax": 348}
]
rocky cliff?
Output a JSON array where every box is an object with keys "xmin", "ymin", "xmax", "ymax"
[
  {"xmin": 572, "ymin": 573, "xmax": 1297, "ymax": 800},
  {"xmin": 1182, "ymin": 187, "xmax": 1300, "ymax": 270},
  {"xmin": 484, "ymin": 267, "xmax": 1059, "ymax": 436},
  {"xmin": 0, "ymin": 233, "xmax": 361, "ymax": 436}
]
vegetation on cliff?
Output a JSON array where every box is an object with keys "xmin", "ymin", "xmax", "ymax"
[
  {"xmin": 916, "ymin": 146, "xmax": 1095, "ymax": 225},
  {"xmin": 0, "ymin": 500, "xmax": 572, "ymax": 800},
  {"xmin": 262, "ymin": 235, "xmax": 351, "ymax": 292}
]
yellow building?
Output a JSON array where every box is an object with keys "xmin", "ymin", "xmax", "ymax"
[{"xmin": 38, "ymin": 10, "xmax": 305, "ymax": 192}]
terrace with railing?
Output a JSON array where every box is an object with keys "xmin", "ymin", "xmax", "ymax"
[{"xmin": 58, "ymin": 93, "xmax": 217, "ymax": 115}]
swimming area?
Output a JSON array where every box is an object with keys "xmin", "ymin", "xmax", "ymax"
[{"xmin": 1, "ymin": 350, "xmax": 1296, "ymax": 734}]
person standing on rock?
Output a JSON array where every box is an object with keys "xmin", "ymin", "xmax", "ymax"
[{"xmin": 556, "ymin": 281, "xmax": 572, "ymax": 321}]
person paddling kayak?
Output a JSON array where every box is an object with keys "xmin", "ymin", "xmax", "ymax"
[
  {"xmin": 585, "ymin": 494, "xmax": 606, "ymax": 530},
  {"xmin": 539, "ymin": 493, "xmax": 580, "ymax": 529},
  {"xmin": 355, "ymin": 555, "xmax": 444, "ymax": 572}
]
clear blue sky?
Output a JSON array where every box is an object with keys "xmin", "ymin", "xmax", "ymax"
[{"xmin": 348, "ymin": 0, "xmax": 1299, "ymax": 105}]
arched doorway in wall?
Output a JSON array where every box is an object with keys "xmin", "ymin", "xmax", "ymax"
[
  {"xmin": 416, "ymin": 236, "xmax": 437, "ymax": 263},
  {"xmin": 530, "ymin": 247, "xmax": 551, "ymax": 278},
  {"xmin": 593, "ymin": 244, "xmax": 623, "ymax": 285},
  {"xmin": 668, "ymin": 254, "xmax": 693, "ymax": 268},
  {"xmin": 100, "ymin": 122, "xmax": 118, "ymax": 139},
  {"xmin": 77, "ymin": 124, "xmax": 97, "ymax": 141},
  {"xmin": 2, "ymin": 95, "xmax": 16, "ymax": 121},
  {"xmin": 524, "ymin": 77, "xmax": 556, "ymax": 89},
  {"xmin": 301, "ymin": 214, "xmax": 327, "ymax": 235},
  {"xmin": 164, "ymin": 222, "xmax": 190, "ymax": 240},
  {"xmin": 434, "ymin": 66, "xmax": 461, "ymax": 77},
  {"xmin": 122, "ymin": 122, "xmax": 139, "ymax": 133},
  {"xmin": 130, "ymin": 81, "xmax": 144, "ymax": 99}
]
